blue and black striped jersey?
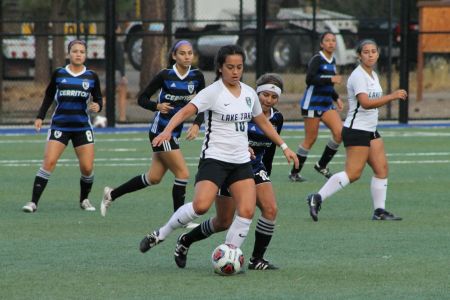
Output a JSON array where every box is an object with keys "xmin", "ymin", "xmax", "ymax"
[
  {"xmin": 138, "ymin": 65, "xmax": 205, "ymax": 138},
  {"xmin": 36, "ymin": 66, "xmax": 103, "ymax": 131},
  {"xmin": 247, "ymin": 107, "xmax": 284, "ymax": 176},
  {"xmin": 300, "ymin": 51, "xmax": 339, "ymax": 111}
]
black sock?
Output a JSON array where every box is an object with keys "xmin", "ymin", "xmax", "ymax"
[
  {"xmin": 110, "ymin": 174, "xmax": 150, "ymax": 200},
  {"xmin": 291, "ymin": 154, "xmax": 307, "ymax": 174},
  {"xmin": 317, "ymin": 145, "xmax": 338, "ymax": 168},
  {"xmin": 80, "ymin": 174, "xmax": 94, "ymax": 202},
  {"xmin": 182, "ymin": 218, "xmax": 215, "ymax": 247},
  {"xmin": 31, "ymin": 168, "xmax": 51, "ymax": 205},
  {"xmin": 172, "ymin": 178, "xmax": 188, "ymax": 212},
  {"xmin": 251, "ymin": 217, "xmax": 275, "ymax": 259}
]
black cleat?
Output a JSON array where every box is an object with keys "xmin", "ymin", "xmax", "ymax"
[
  {"xmin": 174, "ymin": 233, "xmax": 190, "ymax": 268},
  {"xmin": 288, "ymin": 172, "xmax": 306, "ymax": 182},
  {"xmin": 372, "ymin": 208, "xmax": 402, "ymax": 221},
  {"xmin": 248, "ymin": 257, "xmax": 278, "ymax": 270},
  {"xmin": 307, "ymin": 193, "xmax": 322, "ymax": 222},
  {"xmin": 314, "ymin": 163, "xmax": 333, "ymax": 179},
  {"xmin": 139, "ymin": 231, "xmax": 163, "ymax": 253}
]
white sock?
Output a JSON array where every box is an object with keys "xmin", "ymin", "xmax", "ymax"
[
  {"xmin": 158, "ymin": 202, "xmax": 199, "ymax": 240},
  {"xmin": 371, "ymin": 177, "xmax": 387, "ymax": 210},
  {"xmin": 318, "ymin": 171, "xmax": 350, "ymax": 201},
  {"xmin": 225, "ymin": 215, "xmax": 252, "ymax": 248}
]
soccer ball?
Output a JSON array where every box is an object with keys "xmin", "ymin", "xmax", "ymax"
[{"xmin": 211, "ymin": 244, "xmax": 244, "ymax": 276}]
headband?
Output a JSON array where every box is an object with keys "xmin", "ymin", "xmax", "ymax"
[
  {"xmin": 256, "ymin": 84, "xmax": 282, "ymax": 97},
  {"xmin": 68, "ymin": 39, "xmax": 86, "ymax": 52},
  {"xmin": 172, "ymin": 40, "xmax": 192, "ymax": 52}
]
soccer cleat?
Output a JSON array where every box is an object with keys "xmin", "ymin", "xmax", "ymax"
[
  {"xmin": 140, "ymin": 231, "xmax": 163, "ymax": 253},
  {"xmin": 288, "ymin": 172, "xmax": 306, "ymax": 182},
  {"xmin": 80, "ymin": 199, "xmax": 96, "ymax": 211},
  {"xmin": 100, "ymin": 186, "xmax": 114, "ymax": 216},
  {"xmin": 22, "ymin": 202, "xmax": 37, "ymax": 213},
  {"xmin": 307, "ymin": 193, "xmax": 322, "ymax": 222},
  {"xmin": 248, "ymin": 257, "xmax": 278, "ymax": 270},
  {"xmin": 314, "ymin": 162, "xmax": 333, "ymax": 179},
  {"xmin": 174, "ymin": 233, "xmax": 190, "ymax": 268},
  {"xmin": 372, "ymin": 208, "xmax": 402, "ymax": 221},
  {"xmin": 183, "ymin": 222, "xmax": 199, "ymax": 229}
]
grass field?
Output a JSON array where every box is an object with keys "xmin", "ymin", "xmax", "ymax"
[{"xmin": 1, "ymin": 126, "xmax": 449, "ymax": 299}]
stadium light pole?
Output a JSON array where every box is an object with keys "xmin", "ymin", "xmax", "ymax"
[
  {"xmin": 105, "ymin": 0, "xmax": 116, "ymax": 127},
  {"xmin": 399, "ymin": 0, "xmax": 410, "ymax": 124}
]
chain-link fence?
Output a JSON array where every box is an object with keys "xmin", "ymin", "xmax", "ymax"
[{"xmin": 1, "ymin": 0, "xmax": 449, "ymax": 126}]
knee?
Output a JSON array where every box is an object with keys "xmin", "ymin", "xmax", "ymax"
[
  {"xmin": 262, "ymin": 203, "xmax": 278, "ymax": 220},
  {"xmin": 347, "ymin": 172, "xmax": 361, "ymax": 183},
  {"xmin": 175, "ymin": 169, "xmax": 189, "ymax": 180},
  {"xmin": 374, "ymin": 164, "xmax": 389, "ymax": 178},
  {"xmin": 81, "ymin": 166, "xmax": 94, "ymax": 176},
  {"xmin": 237, "ymin": 207, "xmax": 254, "ymax": 220},
  {"xmin": 192, "ymin": 202, "xmax": 210, "ymax": 216},
  {"xmin": 332, "ymin": 132, "xmax": 342, "ymax": 144},
  {"xmin": 148, "ymin": 172, "xmax": 162, "ymax": 185},
  {"xmin": 42, "ymin": 160, "xmax": 57, "ymax": 172}
]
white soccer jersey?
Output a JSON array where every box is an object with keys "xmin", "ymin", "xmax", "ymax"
[
  {"xmin": 191, "ymin": 79, "xmax": 263, "ymax": 163},
  {"xmin": 344, "ymin": 65, "xmax": 383, "ymax": 132}
]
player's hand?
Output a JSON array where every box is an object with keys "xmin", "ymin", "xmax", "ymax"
[
  {"xmin": 332, "ymin": 75, "xmax": 342, "ymax": 84},
  {"xmin": 336, "ymin": 98, "xmax": 344, "ymax": 112},
  {"xmin": 34, "ymin": 118, "xmax": 43, "ymax": 133},
  {"xmin": 119, "ymin": 76, "xmax": 128, "ymax": 85},
  {"xmin": 186, "ymin": 124, "xmax": 200, "ymax": 140},
  {"xmin": 157, "ymin": 103, "xmax": 174, "ymax": 114},
  {"xmin": 283, "ymin": 147, "xmax": 299, "ymax": 170},
  {"xmin": 152, "ymin": 131, "xmax": 172, "ymax": 147},
  {"xmin": 392, "ymin": 89, "xmax": 408, "ymax": 101},
  {"xmin": 248, "ymin": 147, "xmax": 256, "ymax": 160},
  {"xmin": 89, "ymin": 102, "xmax": 100, "ymax": 113}
]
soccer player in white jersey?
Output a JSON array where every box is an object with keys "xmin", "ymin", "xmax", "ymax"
[
  {"xmin": 138, "ymin": 45, "xmax": 298, "ymax": 260},
  {"xmin": 306, "ymin": 39, "xmax": 407, "ymax": 221}
]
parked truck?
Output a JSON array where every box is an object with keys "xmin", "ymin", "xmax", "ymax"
[{"xmin": 124, "ymin": 7, "xmax": 359, "ymax": 71}]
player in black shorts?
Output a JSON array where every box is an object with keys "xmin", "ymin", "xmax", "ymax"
[
  {"xmin": 306, "ymin": 39, "xmax": 407, "ymax": 222},
  {"xmin": 172, "ymin": 74, "xmax": 285, "ymax": 270},
  {"xmin": 101, "ymin": 41, "xmax": 204, "ymax": 226},
  {"xmin": 289, "ymin": 32, "xmax": 344, "ymax": 182},
  {"xmin": 22, "ymin": 40, "xmax": 103, "ymax": 213}
]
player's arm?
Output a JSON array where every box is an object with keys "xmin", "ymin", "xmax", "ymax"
[
  {"xmin": 137, "ymin": 72, "xmax": 165, "ymax": 111},
  {"xmin": 262, "ymin": 114, "xmax": 283, "ymax": 176},
  {"xmin": 89, "ymin": 73, "xmax": 103, "ymax": 113},
  {"xmin": 357, "ymin": 89, "xmax": 407, "ymax": 109},
  {"xmin": 252, "ymin": 113, "xmax": 298, "ymax": 169}
]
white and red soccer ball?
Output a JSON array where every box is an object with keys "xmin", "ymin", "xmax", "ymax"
[{"xmin": 211, "ymin": 243, "xmax": 244, "ymax": 276}]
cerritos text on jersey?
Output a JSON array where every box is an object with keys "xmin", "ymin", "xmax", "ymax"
[
  {"xmin": 58, "ymin": 90, "xmax": 90, "ymax": 97},
  {"xmin": 221, "ymin": 112, "xmax": 252, "ymax": 121}
]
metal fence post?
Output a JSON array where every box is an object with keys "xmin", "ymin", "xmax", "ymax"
[
  {"xmin": 256, "ymin": 0, "xmax": 267, "ymax": 80},
  {"xmin": 105, "ymin": 0, "xmax": 116, "ymax": 127},
  {"xmin": 399, "ymin": 0, "xmax": 410, "ymax": 124}
]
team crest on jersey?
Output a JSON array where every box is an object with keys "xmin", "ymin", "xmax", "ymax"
[
  {"xmin": 82, "ymin": 80, "xmax": 90, "ymax": 90},
  {"xmin": 187, "ymin": 81, "xmax": 195, "ymax": 94},
  {"xmin": 246, "ymin": 97, "xmax": 252, "ymax": 107},
  {"xmin": 54, "ymin": 130, "xmax": 62, "ymax": 139}
]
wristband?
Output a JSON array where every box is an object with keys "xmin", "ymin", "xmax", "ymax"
[{"xmin": 280, "ymin": 143, "xmax": 288, "ymax": 151}]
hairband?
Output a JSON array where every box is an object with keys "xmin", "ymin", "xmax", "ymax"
[
  {"xmin": 172, "ymin": 40, "xmax": 192, "ymax": 52},
  {"xmin": 256, "ymin": 84, "xmax": 282, "ymax": 97}
]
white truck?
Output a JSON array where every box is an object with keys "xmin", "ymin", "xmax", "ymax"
[
  {"xmin": 123, "ymin": 7, "xmax": 359, "ymax": 71},
  {"xmin": 2, "ymin": 23, "xmax": 104, "ymax": 78}
]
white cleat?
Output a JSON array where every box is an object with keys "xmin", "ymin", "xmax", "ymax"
[
  {"xmin": 80, "ymin": 199, "xmax": 96, "ymax": 211},
  {"xmin": 100, "ymin": 186, "xmax": 113, "ymax": 216},
  {"xmin": 22, "ymin": 202, "xmax": 37, "ymax": 213}
]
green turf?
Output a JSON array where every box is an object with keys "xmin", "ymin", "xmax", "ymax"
[{"xmin": 1, "ymin": 127, "xmax": 449, "ymax": 299}]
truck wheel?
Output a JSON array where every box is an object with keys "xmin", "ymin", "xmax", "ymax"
[
  {"xmin": 127, "ymin": 35, "xmax": 142, "ymax": 71},
  {"xmin": 270, "ymin": 36, "xmax": 298, "ymax": 71},
  {"xmin": 240, "ymin": 36, "xmax": 256, "ymax": 70}
]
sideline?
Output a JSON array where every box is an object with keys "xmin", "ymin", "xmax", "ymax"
[{"xmin": 1, "ymin": 120, "xmax": 450, "ymax": 135}]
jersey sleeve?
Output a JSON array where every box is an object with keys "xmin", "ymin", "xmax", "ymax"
[
  {"xmin": 91, "ymin": 72, "xmax": 103, "ymax": 112},
  {"xmin": 351, "ymin": 71, "xmax": 369, "ymax": 98},
  {"xmin": 190, "ymin": 84, "xmax": 217, "ymax": 113},
  {"xmin": 262, "ymin": 112, "xmax": 284, "ymax": 176},
  {"xmin": 137, "ymin": 71, "xmax": 164, "ymax": 111},
  {"xmin": 36, "ymin": 69, "xmax": 58, "ymax": 120},
  {"xmin": 251, "ymin": 90, "xmax": 263, "ymax": 117}
]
